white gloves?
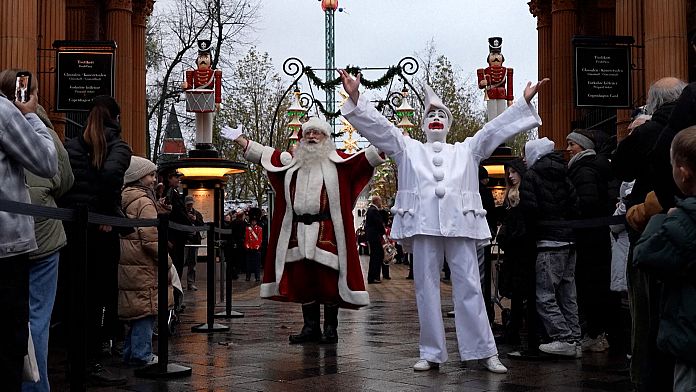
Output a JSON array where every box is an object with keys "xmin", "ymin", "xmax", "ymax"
[{"xmin": 221, "ymin": 124, "xmax": 243, "ymax": 141}]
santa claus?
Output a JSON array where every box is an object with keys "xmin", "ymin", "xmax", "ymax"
[
  {"xmin": 221, "ymin": 117, "xmax": 384, "ymax": 344},
  {"xmin": 339, "ymin": 68, "xmax": 548, "ymax": 373}
]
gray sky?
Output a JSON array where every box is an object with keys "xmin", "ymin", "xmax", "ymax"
[{"xmin": 253, "ymin": 0, "xmax": 539, "ymax": 107}]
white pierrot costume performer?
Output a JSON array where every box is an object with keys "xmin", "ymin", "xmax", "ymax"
[
  {"xmin": 342, "ymin": 85, "xmax": 541, "ymax": 364},
  {"xmin": 242, "ymin": 117, "xmax": 384, "ymax": 308}
]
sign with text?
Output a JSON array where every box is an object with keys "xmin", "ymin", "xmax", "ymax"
[
  {"xmin": 189, "ymin": 188, "xmax": 215, "ymax": 223},
  {"xmin": 575, "ymin": 46, "xmax": 631, "ymax": 108},
  {"xmin": 56, "ymin": 51, "xmax": 114, "ymax": 111}
]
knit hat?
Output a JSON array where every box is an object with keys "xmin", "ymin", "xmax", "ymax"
[
  {"xmin": 124, "ymin": 156, "xmax": 156, "ymax": 184},
  {"xmin": 478, "ymin": 165, "xmax": 489, "ymax": 180},
  {"xmin": 566, "ymin": 129, "xmax": 595, "ymax": 150},
  {"xmin": 185, "ymin": 195, "xmax": 194, "ymax": 205},
  {"xmin": 524, "ymin": 137, "xmax": 555, "ymax": 167}
]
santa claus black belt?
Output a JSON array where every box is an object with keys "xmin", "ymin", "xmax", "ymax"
[{"xmin": 293, "ymin": 212, "xmax": 331, "ymax": 225}]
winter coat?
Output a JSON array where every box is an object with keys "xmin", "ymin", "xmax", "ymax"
[
  {"xmin": 649, "ymin": 83, "xmax": 696, "ymax": 210},
  {"xmin": 26, "ymin": 107, "xmax": 74, "ymax": 259},
  {"xmin": 0, "ymin": 96, "xmax": 57, "ymax": 258},
  {"xmin": 59, "ymin": 121, "xmax": 132, "ymax": 216},
  {"xmin": 567, "ymin": 152, "xmax": 613, "ymax": 267},
  {"xmin": 118, "ymin": 185, "xmax": 173, "ymax": 320},
  {"xmin": 497, "ymin": 158, "xmax": 536, "ymax": 298},
  {"xmin": 519, "ymin": 151, "xmax": 578, "ymax": 243},
  {"xmin": 634, "ymin": 197, "xmax": 696, "ymax": 364},
  {"xmin": 613, "ymin": 101, "xmax": 676, "ymax": 209},
  {"xmin": 365, "ymin": 204, "xmax": 385, "ymax": 241}
]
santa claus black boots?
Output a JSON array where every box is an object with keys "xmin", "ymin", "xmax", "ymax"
[
  {"xmin": 289, "ymin": 302, "xmax": 322, "ymax": 344},
  {"xmin": 320, "ymin": 304, "xmax": 339, "ymax": 344}
]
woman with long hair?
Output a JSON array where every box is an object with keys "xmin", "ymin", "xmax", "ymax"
[
  {"xmin": 59, "ymin": 95, "xmax": 131, "ymax": 386},
  {"xmin": 496, "ymin": 158, "xmax": 536, "ymax": 345}
]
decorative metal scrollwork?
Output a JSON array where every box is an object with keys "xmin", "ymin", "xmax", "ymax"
[{"xmin": 282, "ymin": 57, "xmax": 305, "ymax": 78}]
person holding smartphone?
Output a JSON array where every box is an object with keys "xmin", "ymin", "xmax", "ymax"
[{"xmin": 0, "ymin": 68, "xmax": 58, "ymax": 391}]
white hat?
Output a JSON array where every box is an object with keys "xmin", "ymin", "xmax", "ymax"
[
  {"xmin": 124, "ymin": 156, "xmax": 156, "ymax": 184},
  {"xmin": 301, "ymin": 117, "xmax": 331, "ymax": 137},
  {"xmin": 421, "ymin": 85, "xmax": 453, "ymax": 143},
  {"xmin": 422, "ymin": 85, "xmax": 453, "ymax": 126}
]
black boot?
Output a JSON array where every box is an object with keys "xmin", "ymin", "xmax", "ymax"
[
  {"xmin": 320, "ymin": 304, "xmax": 339, "ymax": 344},
  {"xmin": 289, "ymin": 302, "xmax": 322, "ymax": 344}
]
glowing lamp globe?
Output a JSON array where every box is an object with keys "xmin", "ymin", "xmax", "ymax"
[{"xmin": 321, "ymin": 0, "xmax": 338, "ymax": 11}]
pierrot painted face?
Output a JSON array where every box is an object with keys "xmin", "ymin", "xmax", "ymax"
[{"xmin": 424, "ymin": 109, "xmax": 450, "ymax": 132}]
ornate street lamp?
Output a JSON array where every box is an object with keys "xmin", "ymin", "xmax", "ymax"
[
  {"xmin": 286, "ymin": 87, "xmax": 307, "ymax": 147},
  {"xmin": 395, "ymin": 86, "xmax": 416, "ymax": 136}
]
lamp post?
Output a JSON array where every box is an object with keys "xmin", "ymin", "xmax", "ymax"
[{"xmin": 321, "ymin": 0, "xmax": 338, "ymax": 134}]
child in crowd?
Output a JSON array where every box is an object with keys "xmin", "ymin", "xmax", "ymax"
[
  {"xmin": 634, "ymin": 125, "xmax": 696, "ymax": 391},
  {"xmin": 244, "ymin": 213, "xmax": 263, "ymax": 282},
  {"xmin": 119, "ymin": 156, "xmax": 173, "ymax": 366}
]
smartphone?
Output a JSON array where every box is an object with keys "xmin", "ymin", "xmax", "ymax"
[{"xmin": 15, "ymin": 71, "xmax": 31, "ymax": 103}]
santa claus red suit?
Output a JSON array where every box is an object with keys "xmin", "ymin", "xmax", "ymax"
[{"xmin": 241, "ymin": 119, "xmax": 384, "ymax": 309}]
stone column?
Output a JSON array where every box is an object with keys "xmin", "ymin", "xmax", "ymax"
[
  {"xmin": 38, "ymin": 0, "xmax": 66, "ymax": 139},
  {"xmin": 551, "ymin": 0, "xmax": 578, "ymax": 145},
  {"xmin": 644, "ymin": 0, "xmax": 688, "ymax": 86},
  {"xmin": 0, "ymin": 0, "xmax": 38, "ymax": 75},
  {"xmin": 131, "ymin": 0, "xmax": 152, "ymax": 157},
  {"xmin": 66, "ymin": 0, "xmax": 99, "ymax": 40},
  {"xmin": 105, "ymin": 0, "xmax": 134, "ymax": 148},
  {"xmin": 530, "ymin": 0, "xmax": 553, "ymax": 140},
  {"xmin": 615, "ymin": 0, "xmax": 645, "ymax": 141}
]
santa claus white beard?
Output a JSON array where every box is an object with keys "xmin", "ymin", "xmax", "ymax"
[{"xmin": 294, "ymin": 137, "xmax": 336, "ymax": 166}]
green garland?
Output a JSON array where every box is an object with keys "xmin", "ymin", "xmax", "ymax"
[
  {"xmin": 312, "ymin": 99, "xmax": 342, "ymax": 121},
  {"xmin": 303, "ymin": 66, "xmax": 401, "ymax": 92}
]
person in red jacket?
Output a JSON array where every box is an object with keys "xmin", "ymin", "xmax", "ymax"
[{"xmin": 244, "ymin": 211, "xmax": 263, "ymax": 282}]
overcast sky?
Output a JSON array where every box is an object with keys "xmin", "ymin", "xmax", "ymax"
[{"xmin": 254, "ymin": 1, "xmax": 538, "ymax": 105}]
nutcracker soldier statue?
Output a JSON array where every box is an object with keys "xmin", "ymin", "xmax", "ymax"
[
  {"xmin": 182, "ymin": 39, "xmax": 222, "ymax": 155},
  {"xmin": 477, "ymin": 37, "xmax": 513, "ymax": 121}
]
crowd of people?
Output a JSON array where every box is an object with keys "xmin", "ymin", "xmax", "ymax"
[{"xmin": 1, "ymin": 63, "xmax": 696, "ymax": 392}]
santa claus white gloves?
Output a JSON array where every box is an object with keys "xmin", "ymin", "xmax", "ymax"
[{"xmin": 221, "ymin": 125, "xmax": 243, "ymax": 141}]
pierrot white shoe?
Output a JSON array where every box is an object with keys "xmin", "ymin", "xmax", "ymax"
[
  {"xmin": 413, "ymin": 359, "xmax": 440, "ymax": 371},
  {"xmin": 479, "ymin": 354, "xmax": 508, "ymax": 373}
]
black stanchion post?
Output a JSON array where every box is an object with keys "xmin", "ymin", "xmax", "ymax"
[
  {"xmin": 69, "ymin": 204, "xmax": 88, "ymax": 392},
  {"xmin": 135, "ymin": 213, "xmax": 191, "ymax": 378},
  {"xmin": 215, "ymin": 227, "xmax": 244, "ymax": 319},
  {"xmin": 192, "ymin": 223, "xmax": 229, "ymax": 332}
]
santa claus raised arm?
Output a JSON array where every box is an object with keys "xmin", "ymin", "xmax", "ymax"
[
  {"xmin": 221, "ymin": 118, "xmax": 384, "ymax": 345},
  {"xmin": 339, "ymin": 68, "xmax": 547, "ymax": 373}
]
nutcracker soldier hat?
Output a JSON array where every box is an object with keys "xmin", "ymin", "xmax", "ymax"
[
  {"xmin": 488, "ymin": 37, "xmax": 503, "ymax": 53},
  {"xmin": 197, "ymin": 39, "xmax": 212, "ymax": 56}
]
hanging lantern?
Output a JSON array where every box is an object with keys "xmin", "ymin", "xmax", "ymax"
[
  {"xmin": 395, "ymin": 87, "xmax": 415, "ymax": 134},
  {"xmin": 287, "ymin": 87, "xmax": 307, "ymax": 147}
]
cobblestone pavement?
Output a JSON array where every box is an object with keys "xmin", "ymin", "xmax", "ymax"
[{"xmin": 51, "ymin": 257, "xmax": 632, "ymax": 391}]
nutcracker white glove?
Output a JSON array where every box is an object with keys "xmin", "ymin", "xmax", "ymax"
[{"xmin": 221, "ymin": 125, "xmax": 243, "ymax": 141}]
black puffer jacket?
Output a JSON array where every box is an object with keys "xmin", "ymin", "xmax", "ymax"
[
  {"xmin": 519, "ymin": 151, "xmax": 578, "ymax": 243},
  {"xmin": 497, "ymin": 158, "xmax": 536, "ymax": 298},
  {"xmin": 59, "ymin": 121, "xmax": 132, "ymax": 216},
  {"xmin": 567, "ymin": 152, "xmax": 612, "ymax": 264},
  {"xmin": 649, "ymin": 83, "xmax": 696, "ymax": 210},
  {"xmin": 613, "ymin": 101, "xmax": 676, "ymax": 209}
]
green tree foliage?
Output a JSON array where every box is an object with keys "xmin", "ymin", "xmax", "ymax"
[{"xmin": 217, "ymin": 48, "xmax": 289, "ymax": 208}]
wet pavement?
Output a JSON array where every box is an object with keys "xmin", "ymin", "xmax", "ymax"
[{"xmin": 50, "ymin": 257, "xmax": 633, "ymax": 391}]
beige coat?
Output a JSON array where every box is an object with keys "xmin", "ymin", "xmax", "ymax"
[{"xmin": 119, "ymin": 185, "xmax": 173, "ymax": 320}]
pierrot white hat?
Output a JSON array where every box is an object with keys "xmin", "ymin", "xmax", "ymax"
[{"xmin": 422, "ymin": 85, "xmax": 453, "ymax": 126}]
